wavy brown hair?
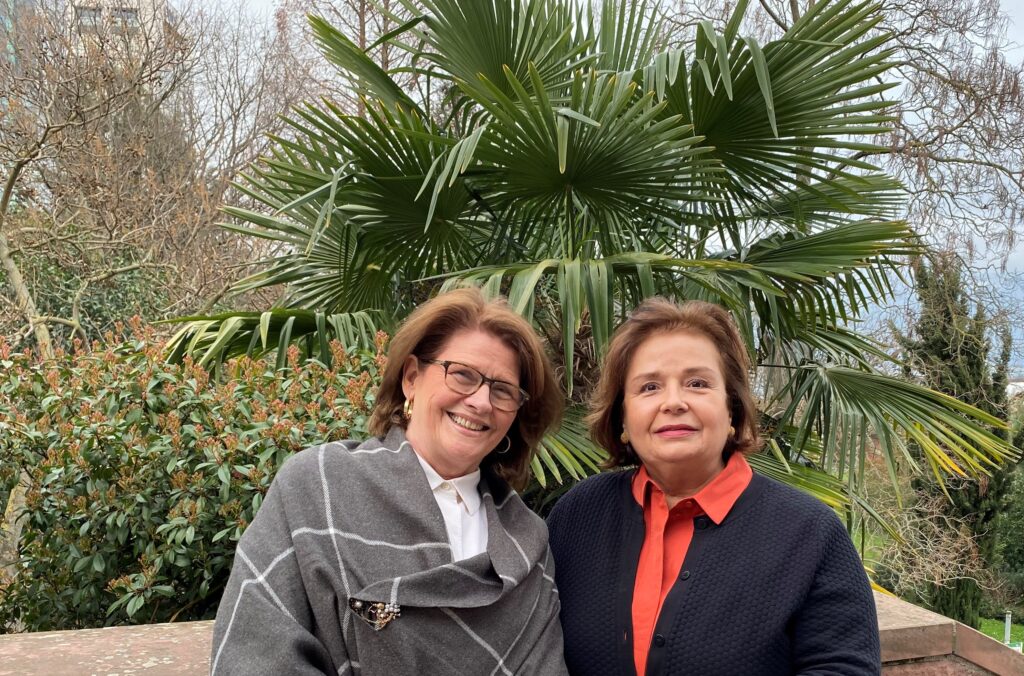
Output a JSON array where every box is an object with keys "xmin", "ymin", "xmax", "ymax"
[
  {"xmin": 588, "ymin": 298, "xmax": 760, "ymax": 468},
  {"xmin": 369, "ymin": 287, "xmax": 563, "ymax": 488}
]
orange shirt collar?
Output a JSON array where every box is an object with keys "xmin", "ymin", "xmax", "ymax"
[{"xmin": 631, "ymin": 452, "xmax": 752, "ymax": 524}]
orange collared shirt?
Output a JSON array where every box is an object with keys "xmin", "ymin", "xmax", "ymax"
[{"xmin": 630, "ymin": 452, "xmax": 753, "ymax": 675}]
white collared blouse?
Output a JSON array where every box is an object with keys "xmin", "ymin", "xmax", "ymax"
[{"xmin": 414, "ymin": 452, "xmax": 489, "ymax": 560}]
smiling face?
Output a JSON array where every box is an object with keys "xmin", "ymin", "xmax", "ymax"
[
  {"xmin": 402, "ymin": 328, "xmax": 520, "ymax": 479},
  {"xmin": 622, "ymin": 330, "xmax": 732, "ymax": 497}
]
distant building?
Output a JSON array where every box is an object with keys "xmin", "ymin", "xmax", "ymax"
[
  {"xmin": 1, "ymin": 0, "xmax": 16, "ymax": 54},
  {"xmin": 1009, "ymin": 378, "xmax": 1024, "ymax": 397},
  {"xmin": 1, "ymin": 0, "xmax": 21, "ymax": 101},
  {"xmin": 69, "ymin": 0, "xmax": 160, "ymax": 32}
]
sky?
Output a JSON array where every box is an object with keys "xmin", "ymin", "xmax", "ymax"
[{"xmin": 1007, "ymin": 0, "xmax": 1024, "ymax": 56}]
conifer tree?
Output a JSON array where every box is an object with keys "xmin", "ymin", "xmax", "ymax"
[{"xmin": 898, "ymin": 253, "xmax": 1017, "ymax": 627}]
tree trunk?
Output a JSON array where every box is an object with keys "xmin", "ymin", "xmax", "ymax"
[
  {"xmin": 0, "ymin": 470, "xmax": 29, "ymax": 586},
  {"xmin": 0, "ymin": 230, "xmax": 53, "ymax": 359},
  {"xmin": 0, "ymin": 156, "xmax": 54, "ymax": 360}
]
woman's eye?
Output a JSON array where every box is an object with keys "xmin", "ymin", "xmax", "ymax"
[
  {"xmin": 450, "ymin": 368, "xmax": 478, "ymax": 385},
  {"xmin": 687, "ymin": 379, "xmax": 709, "ymax": 388},
  {"xmin": 640, "ymin": 382, "xmax": 659, "ymax": 392},
  {"xmin": 491, "ymin": 384, "xmax": 517, "ymax": 401}
]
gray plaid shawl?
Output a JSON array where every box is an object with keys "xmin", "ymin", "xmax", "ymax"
[{"xmin": 211, "ymin": 427, "xmax": 566, "ymax": 675}]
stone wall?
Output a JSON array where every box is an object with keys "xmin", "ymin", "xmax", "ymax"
[
  {"xmin": 876, "ymin": 592, "xmax": 1024, "ymax": 675},
  {"xmin": 1, "ymin": 592, "xmax": 1022, "ymax": 674}
]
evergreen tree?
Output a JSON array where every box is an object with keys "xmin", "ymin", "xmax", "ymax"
[{"xmin": 898, "ymin": 253, "xmax": 1018, "ymax": 628}]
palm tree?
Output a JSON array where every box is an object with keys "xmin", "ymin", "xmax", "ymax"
[{"xmin": 168, "ymin": 0, "xmax": 1016, "ymax": 522}]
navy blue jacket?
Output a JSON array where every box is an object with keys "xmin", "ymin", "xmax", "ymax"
[{"xmin": 547, "ymin": 469, "xmax": 880, "ymax": 675}]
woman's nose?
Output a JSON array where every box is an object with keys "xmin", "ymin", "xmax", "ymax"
[
  {"xmin": 660, "ymin": 385, "xmax": 689, "ymax": 412},
  {"xmin": 464, "ymin": 383, "xmax": 494, "ymax": 411}
]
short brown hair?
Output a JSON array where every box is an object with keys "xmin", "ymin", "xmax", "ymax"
[
  {"xmin": 588, "ymin": 298, "xmax": 760, "ymax": 468},
  {"xmin": 369, "ymin": 287, "xmax": 563, "ymax": 488}
]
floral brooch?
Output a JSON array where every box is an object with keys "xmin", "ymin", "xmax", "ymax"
[{"xmin": 349, "ymin": 598, "xmax": 401, "ymax": 631}]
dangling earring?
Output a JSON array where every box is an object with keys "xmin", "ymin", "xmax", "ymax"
[
  {"xmin": 620, "ymin": 430, "xmax": 630, "ymax": 444},
  {"xmin": 496, "ymin": 436, "xmax": 512, "ymax": 455},
  {"xmin": 403, "ymin": 398, "xmax": 414, "ymax": 421}
]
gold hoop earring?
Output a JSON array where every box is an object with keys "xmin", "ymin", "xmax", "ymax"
[
  {"xmin": 728, "ymin": 425, "xmax": 736, "ymax": 438},
  {"xmin": 620, "ymin": 430, "xmax": 629, "ymax": 444},
  {"xmin": 496, "ymin": 436, "xmax": 512, "ymax": 455},
  {"xmin": 403, "ymin": 398, "xmax": 414, "ymax": 421}
]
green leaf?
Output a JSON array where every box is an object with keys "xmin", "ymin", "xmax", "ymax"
[
  {"xmin": 308, "ymin": 15, "xmax": 419, "ymax": 112},
  {"xmin": 126, "ymin": 594, "xmax": 144, "ymax": 618}
]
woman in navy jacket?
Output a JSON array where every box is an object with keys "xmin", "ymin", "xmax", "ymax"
[{"xmin": 547, "ymin": 298, "xmax": 880, "ymax": 675}]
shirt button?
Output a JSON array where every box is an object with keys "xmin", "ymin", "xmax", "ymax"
[
  {"xmin": 440, "ymin": 481, "xmax": 452, "ymax": 490},
  {"xmin": 654, "ymin": 634, "xmax": 666, "ymax": 647},
  {"xmin": 680, "ymin": 570, "xmax": 691, "ymax": 580}
]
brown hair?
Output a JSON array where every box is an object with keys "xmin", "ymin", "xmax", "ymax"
[
  {"xmin": 369, "ymin": 287, "xmax": 563, "ymax": 488},
  {"xmin": 588, "ymin": 298, "xmax": 760, "ymax": 468}
]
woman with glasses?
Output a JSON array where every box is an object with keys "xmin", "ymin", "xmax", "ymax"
[{"xmin": 212, "ymin": 288, "xmax": 567, "ymax": 675}]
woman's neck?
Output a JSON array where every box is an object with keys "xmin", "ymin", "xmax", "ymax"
[{"xmin": 644, "ymin": 457, "xmax": 726, "ymax": 510}]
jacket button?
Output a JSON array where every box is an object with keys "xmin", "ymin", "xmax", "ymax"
[
  {"xmin": 654, "ymin": 634, "xmax": 666, "ymax": 647},
  {"xmin": 695, "ymin": 517, "xmax": 709, "ymax": 530},
  {"xmin": 680, "ymin": 570, "xmax": 691, "ymax": 580}
]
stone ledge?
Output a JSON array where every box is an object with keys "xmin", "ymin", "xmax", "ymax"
[
  {"xmin": 876, "ymin": 590, "xmax": 956, "ymax": 662},
  {"xmin": 0, "ymin": 621, "xmax": 212, "ymax": 676},
  {"xmin": 877, "ymin": 591, "xmax": 1024, "ymax": 675},
  {"xmin": 1, "ymin": 593, "xmax": 1022, "ymax": 674}
]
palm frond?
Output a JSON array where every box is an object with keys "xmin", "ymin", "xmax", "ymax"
[
  {"xmin": 532, "ymin": 407, "xmax": 607, "ymax": 487},
  {"xmin": 395, "ymin": 0, "xmax": 593, "ymax": 101},
  {"xmin": 163, "ymin": 309, "xmax": 389, "ymax": 368},
  {"xmin": 309, "ymin": 15, "xmax": 420, "ymax": 112},
  {"xmin": 772, "ymin": 365, "xmax": 1018, "ymax": 492},
  {"xmin": 584, "ymin": 0, "xmax": 668, "ymax": 73},
  {"xmin": 642, "ymin": 0, "xmax": 897, "ymax": 212}
]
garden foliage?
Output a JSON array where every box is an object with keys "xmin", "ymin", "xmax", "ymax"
[
  {"xmin": 996, "ymin": 467, "xmax": 1024, "ymax": 616},
  {"xmin": 893, "ymin": 256, "xmax": 1021, "ymax": 628},
  {"xmin": 0, "ymin": 322, "xmax": 385, "ymax": 631}
]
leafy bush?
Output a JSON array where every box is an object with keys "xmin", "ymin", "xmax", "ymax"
[{"xmin": 0, "ymin": 321, "xmax": 386, "ymax": 631}]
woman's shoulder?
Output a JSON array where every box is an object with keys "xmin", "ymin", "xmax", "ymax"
[
  {"xmin": 274, "ymin": 435, "xmax": 393, "ymax": 485},
  {"xmin": 570, "ymin": 468, "xmax": 633, "ymax": 495},
  {"xmin": 746, "ymin": 470, "xmax": 849, "ymax": 535},
  {"xmin": 549, "ymin": 469, "xmax": 633, "ymax": 517},
  {"xmin": 753, "ymin": 472, "xmax": 835, "ymax": 511}
]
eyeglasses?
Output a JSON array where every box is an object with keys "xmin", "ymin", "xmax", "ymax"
[{"xmin": 418, "ymin": 358, "xmax": 529, "ymax": 412}]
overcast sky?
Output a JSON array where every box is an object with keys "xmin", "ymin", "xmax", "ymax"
[
  {"xmin": 224, "ymin": 0, "xmax": 1024, "ymax": 38},
  {"xmin": 1007, "ymin": 0, "xmax": 1024, "ymax": 55}
]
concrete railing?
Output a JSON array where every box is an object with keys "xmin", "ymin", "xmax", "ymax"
[
  {"xmin": 875, "ymin": 592, "xmax": 1024, "ymax": 675},
  {"xmin": 0, "ymin": 621, "xmax": 211, "ymax": 675},
  {"xmin": 1, "ymin": 592, "xmax": 1022, "ymax": 674}
]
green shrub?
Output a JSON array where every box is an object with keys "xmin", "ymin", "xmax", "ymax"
[
  {"xmin": 998, "ymin": 468, "xmax": 1024, "ymax": 573},
  {"xmin": 992, "ymin": 466, "xmax": 1024, "ymax": 617},
  {"xmin": 0, "ymin": 321, "xmax": 386, "ymax": 631}
]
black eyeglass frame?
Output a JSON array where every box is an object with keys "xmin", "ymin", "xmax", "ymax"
[{"xmin": 417, "ymin": 358, "xmax": 530, "ymax": 411}]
